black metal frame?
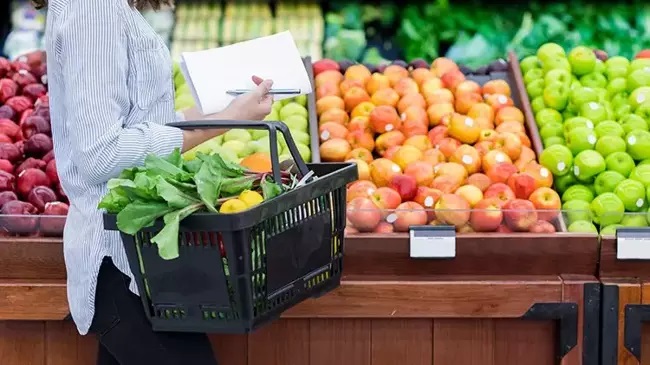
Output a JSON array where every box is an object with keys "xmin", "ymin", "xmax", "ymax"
[{"xmin": 624, "ymin": 304, "xmax": 650, "ymax": 361}]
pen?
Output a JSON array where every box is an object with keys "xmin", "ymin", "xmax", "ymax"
[{"xmin": 226, "ymin": 88, "xmax": 301, "ymax": 96}]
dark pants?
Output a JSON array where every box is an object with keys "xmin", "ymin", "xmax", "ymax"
[{"xmin": 89, "ymin": 257, "xmax": 218, "ymax": 365}]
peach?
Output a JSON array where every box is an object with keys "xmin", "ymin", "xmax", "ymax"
[
  {"xmin": 458, "ymin": 223, "xmax": 476, "ymax": 233},
  {"xmin": 503, "ymin": 199, "xmax": 538, "ymax": 232},
  {"xmin": 316, "ymin": 95, "xmax": 345, "ymax": 115},
  {"xmin": 366, "ymin": 73, "xmax": 391, "ymax": 95},
  {"xmin": 369, "ymin": 158, "xmax": 402, "ymax": 187},
  {"xmin": 371, "ymin": 88, "xmax": 400, "ymax": 107},
  {"xmin": 344, "ymin": 64, "xmax": 372, "ymax": 85},
  {"xmin": 393, "ymin": 78, "xmax": 419, "ymax": 97},
  {"xmin": 319, "ymin": 122, "xmax": 349, "ymax": 142},
  {"xmin": 437, "ymin": 137, "xmax": 461, "ymax": 159},
  {"xmin": 375, "ymin": 130, "xmax": 406, "ymax": 156},
  {"xmin": 316, "ymin": 83, "xmax": 342, "ymax": 99},
  {"xmin": 450, "ymin": 144, "xmax": 481, "ymax": 175},
  {"xmin": 431, "ymin": 175, "xmax": 462, "ymax": 193},
  {"xmin": 343, "ymin": 86, "xmax": 371, "ymax": 112},
  {"xmin": 401, "ymin": 119, "xmax": 428, "ymax": 137},
  {"xmin": 414, "ymin": 186, "xmax": 443, "ymax": 219},
  {"xmin": 482, "ymin": 150, "xmax": 512, "ymax": 172},
  {"xmin": 482, "ymin": 79, "xmax": 511, "ymax": 97},
  {"xmin": 383, "ymin": 146, "xmax": 401, "ymax": 160},
  {"xmin": 440, "ymin": 69, "xmax": 466, "ymax": 91},
  {"xmin": 475, "ymin": 117, "xmax": 494, "ymax": 130},
  {"xmin": 346, "ymin": 180, "xmax": 377, "ymax": 202},
  {"xmin": 455, "ymin": 184, "xmax": 483, "ymax": 207},
  {"xmin": 411, "ymin": 68, "xmax": 436, "ymax": 86},
  {"xmin": 426, "ymin": 103, "xmax": 455, "ymax": 127},
  {"xmin": 448, "ymin": 113, "xmax": 481, "ymax": 144},
  {"xmin": 351, "ymin": 158, "xmax": 371, "ymax": 181},
  {"xmin": 469, "ymin": 198, "xmax": 504, "ymax": 232},
  {"xmin": 486, "ymin": 162, "xmax": 518, "ymax": 184},
  {"xmin": 391, "ymin": 145, "xmax": 423, "ymax": 170},
  {"xmin": 422, "ymin": 148, "xmax": 446, "ymax": 166},
  {"xmin": 348, "ymin": 116, "xmax": 372, "ymax": 133},
  {"xmin": 474, "ymin": 141, "xmax": 495, "ymax": 157},
  {"xmin": 383, "ymin": 65, "xmax": 409, "ymax": 86},
  {"xmin": 388, "ymin": 173, "xmax": 418, "ymax": 201},
  {"xmin": 313, "ymin": 59, "xmax": 340, "ymax": 76},
  {"xmin": 319, "ymin": 108, "xmax": 349, "ymax": 126},
  {"xmin": 400, "ymin": 105, "xmax": 429, "ymax": 126},
  {"xmin": 528, "ymin": 187, "xmax": 561, "ymax": 222},
  {"xmin": 373, "ymin": 221, "xmax": 395, "ymax": 233},
  {"xmin": 454, "ymin": 92, "xmax": 483, "ymax": 114},
  {"xmin": 370, "ymin": 186, "xmax": 402, "ymax": 211},
  {"xmin": 467, "ymin": 173, "xmax": 491, "ymax": 192},
  {"xmin": 420, "ymin": 78, "xmax": 444, "ymax": 96},
  {"xmin": 515, "ymin": 146, "xmax": 536, "ymax": 171},
  {"xmin": 370, "ymin": 105, "xmax": 401, "ymax": 133},
  {"xmin": 425, "ymin": 88, "xmax": 454, "ymax": 106},
  {"xmin": 339, "ymin": 79, "xmax": 365, "ymax": 96},
  {"xmin": 392, "ymin": 202, "xmax": 428, "ymax": 232},
  {"xmin": 518, "ymin": 132, "xmax": 532, "ymax": 148},
  {"xmin": 484, "ymin": 93, "xmax": 514, "ymax": 111},
  {"xmin": 404, "ymin": 135, "xmax": 432, "ymax": 151},
  {"xmin": 495, "ymin": 120, "xmax": 525, "ymax": 134},
  {"xmin": 404, "ymin": 160, "xmax": 435, "ymax": 187},
  {"xmin": 427, "ymin": 125, "xmax": 449, "ymax": 146},
  {"xmin": 351, "ymin": 101, "xmax": 376, "ymax": 119},
  {"xmin": 315, "ymin": 70, "xmax": 343, "ymax": 88},
  {"xmin": 467, "ymin": 102, "xmax": 495, "ymax": 124},
  {"xmin": 434, "ymin": 162, "xmax": 468, "ymax": 184},
  {"xmin": 478, "ymin": 129, "xmax": 499, "ymax": 143},
  {"xmin": 431, "ymin": 57, "xmax": 459, "ymax": 77},
  {"xmin": 346, "ymin": 130, "xmax": 375, "ymax": 151},
  {"xmin": 494, "ymin": 132, "xmax": 522, "ymax": 160},
  {"xmin": 506, "ymin": 172, "xmax": 536, "ymax": 199},
  {"xmin": 529, "ymin": 220, "xmax": 556, "ymax": 233},
  {"xmin": 455, "ymin": 80, "xmax": 481, "ymax": 96},
  {"xmin": 346, "ymin": 197, "xmax": 382, "ymax": 232},
  {"xmin": 319, "ymin": 138, "xmax": 351, "ymax": 162},
  {"xmin": 522, "ymin": 162, "xmax": 553, "ymax": 189},
  {"xmin": 397, "ymin": 93, "xmax": 427, "ymax": 114},
  {"xmin": 494, "ymin": 106, "xmax": 524, "ymax": 126},
  {"xmin": 345, "ymin": 147, "xmax": 373, "ymax": 164},
  {"xmin": 434, "ymin": 193, "xmax": 471, "ymax": 227},
  {"xmin": 496, "ymin": 224, "xmax": 513, "ymax": 233},
  {"xmin": 484, "ymin": 183, "xmax": 516, "ymax": 206}
]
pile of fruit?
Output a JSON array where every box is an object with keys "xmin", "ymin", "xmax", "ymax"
[
  {"xmin": 525, "ymin": 43, "xmax": 650, "ymax": 233},
  {"xmin": 312, "ymin": 57, "xmax": 562, "ymax": 234},
  {"xmin": 0, "ymin": 53, "xmax": 67, "ymax": 236}
]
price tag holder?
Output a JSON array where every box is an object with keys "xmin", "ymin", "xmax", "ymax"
[
  {"xmin": 409, "ymin": 225, "xmax": 456, "ymax": 259},
  {"xmin": 617, "ymin": 228, "xmax": 650, "ymax": 260}
]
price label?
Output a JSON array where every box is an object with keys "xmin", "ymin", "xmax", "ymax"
[
  {"xmin": 409, "ymin": 226, "xmax": 456, "ymax": 259},
  {"xmin": 617, "ymin": 228, "xmax": 650, "ymax": 260}
]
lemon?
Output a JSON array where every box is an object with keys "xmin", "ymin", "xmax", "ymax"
[
  {"xmin": 219, "ymin": 199, "xmax": 248, "ymax": 213},
  {"xmin": 239, "ymin": 190, "xmax": 264, "ymax": 207}
]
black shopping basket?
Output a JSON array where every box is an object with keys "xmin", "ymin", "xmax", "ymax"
[{"xmin": 103, "ymin": 120, "xmax": 357, "ymax": 333}]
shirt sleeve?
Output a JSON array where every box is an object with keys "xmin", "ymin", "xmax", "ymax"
[{"xmin": 57, "ymin": 1, "xmax": 184, "ymax": 185}]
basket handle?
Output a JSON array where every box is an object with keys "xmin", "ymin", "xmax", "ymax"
[{"xmin": 167, "ymin": 120, "xmax": 310, "ymax": 184}]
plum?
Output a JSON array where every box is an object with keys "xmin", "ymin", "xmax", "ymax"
[
  {"xmin": 27, "ymin": 186, "xmax": 57, "ymax": 212},
  {"xmin": 16, "ymin": 158, "xmax": 46, "ymax": 176},
  {"xmin": 42, "ymin": 150, "xmax": 54, "ymax": 163},
  {"xmin": 18, "ymin": 108, "xmax": 33, "ymax": 128},
  {"xmin": 24, "ymin": 133, "xmax": 53, "ymax": 157},
  {"xmin": 17, "ymin": 168, "xmax": 49, "ymax": 197},
  {"xmin": 0, "ymin": 191, "xmax": 17, "ymax": 208},
  {"xmin": 0, "ymin": 118, "xmax": 21, "ymax": 140},
  {"xmin": 0, "ymin": 170, "xmax": 14, "ymax": 191},
  {"xmin": 22, "ymin": 83, "xmax": 47, "ymax": 102},
  {"xmin": 391, "ymin": 59, "xmax": 408, "ymax": 68},
  {"xmin": 41, "ymin": 201, "xmax": 68, "ymax": 236},
  {"xmin": 31, "ymin": 105, "xmax": 50, "ymax": 122},
  {"xmin": 14, "ymin": 140, "xmax": 23, "ymax": 155},
  {"xmin": 45, "ymin": 159, "xmax": 58, "ymax": 185},
  {"xmin": 0, "ymin": 78, "xmax": 18, "ymax": 103},
  {"xmin": 458, "ymin": 65, "xmax": 474, "ymax": 75},
  {"xmin": 21, "ymin": 115, "xmax": 50, "ymax": 139},
  {"xmin": 0, "ymin": 105, "xmax": 16, "ymax": 121},
  {"xmin": 0, "ymin": 159, "xmax": 13, "ymax": 174},
  {"xmin": 34, "ymin": 94, "xmax": 48, "ymax": 109},
  {"xmin": 0, "ymin": 142, "xmax": 21, "ymax": 162},
  {"xmin": 5, "ymin": 96, "xmax": 33, "ymax": 115},
  {"xmin": 0, "ymin": 200, "xmax": 38, "ymax": 234},
  {"xmin": 408, "ymin": 58, "xmax": 429, "ymax": 70},
  {"xmin": 362, "ymin": 63, "xmax": 378, "ymax": 73},
  {"xmin": 338, "ymin": 60, "xmax": 355, "ymax": 73},
  {"xmin": 487, "ymin": 59, "xmax": 509, "ymax": 72},
  {"xmin": 0, "ymin": 58, "xmax": 10, "ymax": 78},
  {"xmin": 12, "ymin": 69, "xmax": 37, "ymax": 88},
  {"xmin": 0, "ymin": 134, "xmax": 11, "ymax": 144}
]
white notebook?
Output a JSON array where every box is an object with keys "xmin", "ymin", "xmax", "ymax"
[{"xmin": 179, "ymin": 31, "xmax": 312, "ymax": 115}]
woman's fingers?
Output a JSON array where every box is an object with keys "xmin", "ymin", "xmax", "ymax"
[
  {"xmin": 252, "ymin": 79, "xmax": 273, "ymax": 99},
  {"xmin": 251, "ymin": 75, "xmax": 264, "ymax": 85}
]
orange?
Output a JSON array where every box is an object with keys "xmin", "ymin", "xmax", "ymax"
[{"xmin": 240, "ymin": 153, "xmax": 272, "ymax": 172}]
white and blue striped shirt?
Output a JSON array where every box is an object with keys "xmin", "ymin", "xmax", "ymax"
[{"xmin": 45, "ymin": 0, "xmax": 184, "ymax": 334}]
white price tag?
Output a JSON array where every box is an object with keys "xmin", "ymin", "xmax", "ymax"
[
  {"xmin": 409, "ymin": 226, "xmax": 456, "ymax": 259},
  {"xmin": 617, "ymin": 228, "xmax": 650, "ymax": 260}
]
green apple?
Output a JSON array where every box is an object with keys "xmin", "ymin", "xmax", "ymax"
[
  {"xmin": 568, "ymin": 46, "xmax": 598, "ymax": 76},
  {"xmin": 563, "ymin": 200, "xmax": 592, "ymax": 224},
  {"xmin": 221, "ymin": 140, "xmax": 248, "ymax": 158},
  {"xmin": 255, "ymin": 136, "xmax": 282, "ymax": 154},
  {"xmin": 646, "ymin": 185, "xmax": 650, "ymax": 203},
  {"xmin": 590, "ymin": 192, "xmax": 625, "ymax": 226},
  {"xmin": 640, "ymin": 159, "xmax": 650, "ymax": 166},
  {"xmin": 537, "ymin": 42, "xmax": 566, "ymax": 62},
  {"xmin": 579, "ymin": 102, "xmax": 608, "ymax": 124},
  {"xmin": 627, "ymin": 68, "xmax": 650, "ymax": 92},
  {"xmin": 605, "ymin": 152, "xmax": 636, "ymax": 177},
  {"xmin": 279, "ymin": 102, "xmax": 308, "ymax": 120},
  {"xmin": 630, "ymin": 59, "xmax": 650, "ymax": 72},
  {"xmin": 290, "ymin": 130, "xmax": 310, "ymax": 145},
  {"xmin": 562, "ymin": 184, "xmax": 594, "ymax": 203},
  {"xmin": 543, "ymin": 82, "xmax": 570, "ymax": 110},
  {"xmin": 174, "ymin": 94, "xmax": 195, "ymax": 111},
  {"xmin": 223, "ymin": 129, "xmax": 252, "ymax": 143},
  {"xmin": 540, "ymin": 122, "xmax": 564, "ymax": 140},
  {"xmin": 615, "ymin": 104, "xmax": 633, "ymax": 120},
  {"xmin": 615, "ymin": 179, "xmax": 647, "ymax": 211},
  {"xmin": 535, "ymin": 108, "xmax": 563, "ymax": 127},
  {"xmin": 620, "ymin": 114, "xmax": 648, "ymax": 134},
  {"xmin": 540, "ymin": 144, "xmax": 573, "ymax": 176},
  {"xmin": 544, "ymin": 136, "xmax": 566, "ymax": 147},
  {"xmin": 566, "ymin": 127, "xmax": 597, "ymax": 155},
  {"xmin": 630, "ymin": 164, "xmax": 650, "ymax": 186},
  {"xmin": 520, "ymin": 55, "xmax": 541, "ymax": 74},
  {"xmin": 595, "ymin": 135, "xmax": 627, "ymax": 157},
  {"xmin": 524, "ymin": 68, "xmax": 544, "ymax": 84},
  {"xmin": 563, "ymin": 110, "xmax": 577, "ymax": 121},
  {"xmin": 594, "ymin": 170, "xmax": 626, "ymax": 195},
  {"xmin": 283, "ymin": 114, "xmax": 309, "ymax": 132},
  {"xmin": 635, "ymin": 102, "xmax": 650, "ymax": 122},
  {"xmin": 626, "ymin": 130, "xmax": 650, "ymax": 160},
  {"xmin": 296, "ymin": 143, "xmax": 311, "ymax": 162},
  {"xmin": 606, "ymin": 67, "xmax": 629, "ymax": 80},
  {"xmin": 526, "ymin": 79, "xmax": 545, "ymax": 99},
  {"xmin": 570, "ymin": 86, "xmax": 599, "ymax": 107},
  {"xmin": 250, "ymin": 129, "xmax": 269, "ymax": 140},
  {"xmin": 600, "ymin": 224, "xmax": 623, "ymax": 235},
  {"xmin": 606, "ymin": 78, "xmax": 627, "ymax": 97},
  {"xmin": 573, "ymin": 150, "xmax": 606, "ymax": 181},
  {"xmin": 294, "ymin": 94, "xmax": 308, "ymax": 107},
  {"xmin": 606, "ymin": 56, "xmax": 630, "ymax": 70},
  {"xmin": 621, "ymin": 214, "xmax": 648, "ymax": 227},
  {"xmin": 594, "ymin": 120, "xmax": 624, "ymax": 138},
  {"xmin": 545, "ymin": 69, "xmax": 572, "ymax": 86},
  {"xmin": 272, "ymin": 101, "xmax": 283, "ymax": 112},
  {"xmin": 531, "ymin": 96, "xmax": 546, "ymax": 114},
  {"xmin": 580, "ymin": 72, "xmax": 608, "ymax": 89},
  {"xmin": 564, "ymin": 116, "xmax": 594, "ymax": 133},
  {"xmin": 568, "ymin": 220, "xmax": 599, "ymax": 233},
  {"xmin": 542, "ymin": 56, "xmax": 572, "ymax": 73},
  {"xmin": 629, "ymin": 87, "xmax": 650, "ymax": 110},
  {"xmin": 594, "ymin": 59, "xmax": 606, "ymax": 74}
]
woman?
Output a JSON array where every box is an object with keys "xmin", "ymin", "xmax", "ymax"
[{"xmin": 36, "ymin": 0, "xmax": 273, "ymax": 364}]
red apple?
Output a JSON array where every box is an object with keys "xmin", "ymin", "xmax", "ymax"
[
  {"xmin": 503, "ymin": 199, "xmax": 538, "ymax": 232},
  {"xmin": 528, "ymin": 187, "xmax": 561, "ymax": 222},
  {"xmin": 528, "ymin": 220, "xmax": 556, "ymax": 233},
  {"xmin": 469, "ymin": 198, "xmax": 503, "ymax": 232},
  {"xmin": 392, "ymin": 202, "xmax": 428, "ymax": 232},
  {"xmin": 388, "ymin": 173, "xmax": 418, "ymax": 201},
  {"xmin": 346, "ymin": 197, "xmax": 382, "ymax": 232}
]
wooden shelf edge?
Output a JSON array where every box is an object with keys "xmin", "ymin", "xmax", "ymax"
[{"xmin": 0, "ymin": 280, "xmax": 68, "ymax": 320}]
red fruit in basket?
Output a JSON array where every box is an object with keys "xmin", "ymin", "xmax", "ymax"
[
  {"xmin": 346, "ymin": 197, "xmax": 382, "ymax": 232},
  {"xmin": 0, "ymin": 58, "xmax": 11, "ymax": 78},
  {"xmin": 44, "ymin": 201, "xmax": 68, "ymax": 215},
  {"xmin": 528, "ymin": 187, "xmax": 561, "ymax": 222},
  {"xmin": 11, "ymin": 60, "xmax": 30, "ymax": 73},
  {"xmin": 5, "ymin": 96, "xmax": 32, "ymax": 115},
  {"xmin": 392, "ymin": 201, "xmax": 428, "ymax": 232},
  {"xmin": 17, "ymin": 168, "xmax": 50, "ymax": 197},
  {"xmin": 0, "ymin": 78, "xmax": 18, "ymax": 103},
  {"xmin": 0, "ymin": 159, "xmax": 13, "ymax": 174},
  {"xmin": 32, "ymin": 105, "xmax": 50, "ymax": 122},
  {"xmin": 528, "ymin": 220, "xmax": 556, "ymax": 233},
  {"xmin": 21, "ymin": 115, "xmax": 50, "ymax": 138},
  {"xmin": 45, "ymin": 160, "xmax": 58, "ymax": 185},
  {"xmin": 0, "ymin": 200, "xmax": 39, "ymax": 234},
  {"xmin": 312, "ymin": 59, "xmax": 340, "ymax": 76},
  {"xmin": 0, "ymin": 119, "xmax": 21, "ymax": 140},
  {"xmin": 0, "ymin": 142, "xmax": 21, "ymax": 162},
  {"xmin": 0, "ymin": 170, "xmax": 14, "ymax": 192},
  {"xmin": 41, "ymin": 201, "xmax": 68, "ymax": 235},
  {"xmin": 24, "ymin": 133, "xmax": 53, "ymax": 157},
  {"xmin": 0, "ymin": 134, "xmax": 11, "ymax": 144},
  {"xmin": 503, "ymin": 199, "xmax": 538, "ymax": 232},
  {"xmin": 506, "ymin": 172, "xmax": 537, "ymax": 199},
  {"xmin": 35, "ymin": 94, "xmax": 49, "ymax": 109},
  {"xmin": 42, "ymin": 150, "xmax": 54, "ymax": 163},
  {"xmin": 22, "ymin": 83, "xmax": 47, "ymax": 102},
  {"xmin": 15, "ymin": 158, "xmax": 46, "ymax": 176},
  {"xmin": 387, "ymin": 173, "xmax": 417, "ymax": 201},
  {"xmin": 483, "ymin": 183, "xmax": 516, "ymax": 207},
  {"xmin": 0, "ymin": 105, "xmax": 16, "ymax": 121},
  {"xmin": 469, "ymin": 198, "xmax": 503, "ymax": 232},
  {"xmin": 27, "ymin": 186, "xmax": 57, "ymax": 212},
  {"xmin": 14, "ymin": 140, "xmax": 23, "ymax": 155},
  {"xmin": 373, "ymin": 221, "xmax": 394, "ymax": 233},
  {"xmin": 12, "ymin": 69, "xmax": 37, "ymax": 88},
  {"xmin": 0, "ymin": 191, "xmax": 17, "ymax": 208}
]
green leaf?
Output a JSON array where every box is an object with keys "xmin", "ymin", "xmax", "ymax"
[
  {"xmin": 221, "ymin": 176, "xmax": 254, "ymax": 196},
  {"xmin": 98, "ymin": 189, "xmax": 131, "ymax": 214},
  {"xmin": 194, "ymin": 162, "xmax": 222, "ymax": 212},
  {"xmin": 144, "ymin": 152, "xmax": 193, "ymax": 182},
  {"xmin": 154, "ymin": 176, "xmax": 200, "ymax": 209},
  {"xmin": 118, "ymin": 167, "xmax": 140, "ymax": 180},
  {"xmin": 116, "ymin": 201, "xmax": 174, "ymax": 235},
  {"xmin": 106, "ymin": 177, "xmax": 158, "ymax": 202},
  {"xmin": 150, "ymin": 203, "xmax": 203, "ymax": 260},
  {"xmin": 199, "ymin": 153, "xmax": 245, "ymax": 178},
  {"xmin": 261, "ymin": 178, "xmax": 283, "ymax": 200},
  {"xmin": 183, "ymin": 158, "xmax": 203, "ymax": 174},
  {"xmin": 165, "ymin": 148, "xmax": 183, "ymax": 168}
]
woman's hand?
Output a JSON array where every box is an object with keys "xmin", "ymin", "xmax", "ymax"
[{"xmin": 224, "ymin": 76, "xmax": 274, "ymax": 121}]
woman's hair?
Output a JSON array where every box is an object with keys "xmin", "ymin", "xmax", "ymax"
[{"xmin": 31, "ymin": 0, "xmax": 172, "ymax": 10}]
